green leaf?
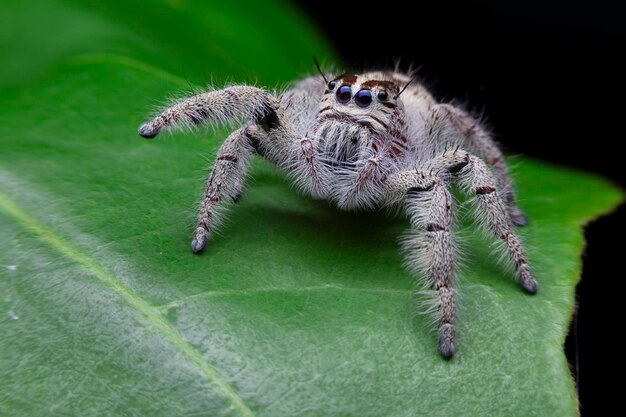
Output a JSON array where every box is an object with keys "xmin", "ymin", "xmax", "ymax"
[{"xmin": 0, "ymin": 1, "xmax": 622, "ymax": 416}]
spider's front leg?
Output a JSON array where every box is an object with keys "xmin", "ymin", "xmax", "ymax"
[
  {"xmin": 385, "ymin": 170, "xmax": 458, "ymax": 358},
  {"xmin": 138, "ymin": 85, "xmax": 293, "ymax": 252},
  {"xmin": 138, "ymin": 86, "xmax": 279, "ymax": 139}
]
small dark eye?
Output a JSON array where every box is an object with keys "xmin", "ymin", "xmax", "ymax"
[
  {"xmin": 328, "ymin": 81, "xmax": 336, "ymax": 90},
  {"xmin": 336, "ymin": 85, "xmax": 352, "ymax": 104},
  {"xmin": 377, "ymin": 90, "xmax": 388, "ymax": 101},
  {"xmin": 354, "ymin": 89, "xmax": 373, "ymax": 108}
]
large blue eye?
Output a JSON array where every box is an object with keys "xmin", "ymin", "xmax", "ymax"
[
  {"xmin": 354, "ymin": 89, "xmax": 373, "ymax": 107},
  {"xmin": 336, "ymin": 85, "xmax": 352, "ymax": 104}
]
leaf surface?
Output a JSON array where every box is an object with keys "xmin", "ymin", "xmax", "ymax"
[{"xmin": 0, "ymin": 1, "xmax": 623, "ymax": 416}]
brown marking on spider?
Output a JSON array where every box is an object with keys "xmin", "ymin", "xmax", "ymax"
[
  {"xmin": 360, "ymin": 79, "xmax": 400, "ymax": 94},
  {"xmin": 335, "ymin": 73, "xmax": 358, "ymax": 84}
]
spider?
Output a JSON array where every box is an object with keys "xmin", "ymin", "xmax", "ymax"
[{"xmin": 138, "ymin": 66, "xmax": 538, "ymax": 358}]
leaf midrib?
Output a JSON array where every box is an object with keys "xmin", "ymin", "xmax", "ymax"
[{"xmin": 0, "ymin": 190, "xmax": 256, "ymax": 417}]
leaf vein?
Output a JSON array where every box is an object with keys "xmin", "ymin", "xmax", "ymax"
[
  {"xmin": 158, "ymin": 284, "xmax": 413, "ymax": 310},
  {"xmin": 0, "ymin": 192, "xmax": 256, "ymax": 417}
]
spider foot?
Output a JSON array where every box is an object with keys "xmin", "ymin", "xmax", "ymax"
[
  {"xmin": 138, "ymin": 123, "xmax": 160, "ymax": 139},
  {"xmin": 232, "ymin": 190, "xmax": 243, "ymax": 203},
  {"xmin": 510, "ymin": 208, "xmax": 529, "ymax": 227},
  {"xmin": 438, "ymin": 324, "xmax": 456, "ymax": 359},
  {"xmin": 191, "ymin": 228, "xmax": 209, "ymax": 253},
  {"xmin": 519, "ymin": 265, "xmax": 538, "ymax": 294}
]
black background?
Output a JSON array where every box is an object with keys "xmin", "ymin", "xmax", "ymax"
[{"xmin": 296, "ymin": 0, "xmax": 625, "ymax": 414}]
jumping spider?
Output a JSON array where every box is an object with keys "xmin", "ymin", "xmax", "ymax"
[{"xmin": 138, "ymin": 67, "xmax": 537, "ymax": 358}]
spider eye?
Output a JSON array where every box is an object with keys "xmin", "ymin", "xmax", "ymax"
[
  {"xmin": 377, "ymin": 90, "xmax": 388, "ymax": 101},
  {"xmin": 328, "ymin": 81, "xmax": 336, "ymax": 90},
  {"xmin": 336, "ymin": 85, "xmax": 352, "ymax": 104},
  {"xmin": 354, "ymin": 89, "xmax": 373, "ymax": 108}
]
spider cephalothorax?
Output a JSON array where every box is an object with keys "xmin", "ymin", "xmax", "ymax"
[{"xmin": 138, "ymin": 68, "xmax": 537, "ymax": 358}]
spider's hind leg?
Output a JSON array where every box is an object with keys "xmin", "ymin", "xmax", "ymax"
[
  {"xmin": 426, "ymin": 104, "xmax": 528, "ymax": 226},
  {"xmin": 455, "ymin": 152, "xmax": 538, "ymax": 293},
  {"xmin": 426, "ymin": 149, "xmax": 538, "ymax": 294},
  {"xmin": 191, "ymin": 127, "xmax": 255, "ymax": 253}
]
